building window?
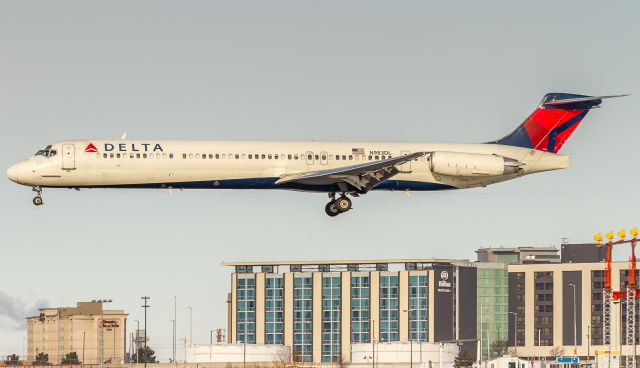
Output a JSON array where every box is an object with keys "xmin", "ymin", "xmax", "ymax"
[
  {"xmin": 534, "ymin": 271, "xmax": 553, "ymax": 346},
  {"xmin": 321, "ymin": 276, "xmax": 341, "ymax": 363},
  {"xmin": 293, "ymin": 277, "xmax": 312, "ymax": 362},
  {"xmin": 591, "ymin": 270, "xmax": 604, "ymax": 345},
  {"xmin": 380, "ymin": 275, "xmax": 399, "ymax": 342},
  {"xmin": 409, "ymin": 274, "xmax": 429, "ymax": 341},
  {"xmin": 478, "ymin": 268, "xmax": 508, "ymax": 360},
  {"xmin": 265, "ymin": 277, "xmax": 284, "ymax": 345},
  {"xmin": 351, "ymin": 276, "xmax": 370, "ymax": 343},
  {"xmin": 620, "ymin": 269, "xmax": 640, "ymax": 344},
  {"xmin": 236, "ymin": 277, "xmax": 256, "ymax": 344}
]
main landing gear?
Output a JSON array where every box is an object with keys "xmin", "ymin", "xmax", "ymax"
[
  {"xmin": 324, "ymin": 193, "xmax": 353, "ymax": 217},
  {"xmin": 32, "ymin": 186, "xmax": 43, "ymax": 206}
]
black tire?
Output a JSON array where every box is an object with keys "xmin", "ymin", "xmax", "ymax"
[
  {"xmin": 335, "ymin": 197, "xmax": 352, "ymax": 212},
  {"xmin": 325, "ymin": 202, "xmax": 340, "ymax": 217},
  {"xmin": 33, "ymin": 196, "xmax": 43, "ymax": 206}
]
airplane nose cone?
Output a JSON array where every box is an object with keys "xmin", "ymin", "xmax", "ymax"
[{"xmin": 7, "ymin": 164, "xmax": 20, "ymax": 183}]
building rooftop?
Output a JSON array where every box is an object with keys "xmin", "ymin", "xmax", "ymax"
[{"xmin": 221, "ymin": 258, "xmax": 470, "ymax": 267}]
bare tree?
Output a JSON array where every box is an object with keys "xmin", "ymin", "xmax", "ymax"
[
  {"xmin": 549, "ymin": 346, "xmax": 565, "ymax": 358},
  {"xmin": 272, "ymin": 348, "xmax": 292, "ymax": 368}
]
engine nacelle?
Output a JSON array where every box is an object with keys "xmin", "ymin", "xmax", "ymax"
[{"xmin": 429, "ymin": 151, "xmax": 523, "ymax": 177}]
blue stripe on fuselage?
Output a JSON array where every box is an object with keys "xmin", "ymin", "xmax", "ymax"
[{"xmin": 82, "ymin": 177, "xmax": 456, "ymax": 192}]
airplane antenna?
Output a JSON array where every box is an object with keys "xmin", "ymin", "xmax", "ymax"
[{"xmin": 121, "ymin": 132, "xmax": 127, "ymax": 140}]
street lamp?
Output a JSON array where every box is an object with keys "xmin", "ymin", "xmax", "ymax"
[
  {"xmin": 569, "ymin": 283, "xmax": 577, "ymax": 356},
  {"xmin": 134, "ymin": 320, "xmax": 140, "ymax": 363},
  {"xmin": 509, "ymin": 311, "xmax": 518, "ymax": 356},
  {"xmin": 187, "ymin": 307, "xmax": 193, "ymax": 347},
  {"xmin": 93, "ymin": 298, "xmax": 112, "ymax": 368},
  {"xmin": 403, "ymin": 309, "xmax": 414, "ymax": 368}
]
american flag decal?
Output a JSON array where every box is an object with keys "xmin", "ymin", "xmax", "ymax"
[{"xmin": 352, "ymin": 147, "xmax": 364, "ymax": 154}]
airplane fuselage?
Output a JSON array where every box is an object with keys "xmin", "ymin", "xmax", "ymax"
[{"xmin": 7, "ymin": 139, "xmax": 569, "ymax": 192}]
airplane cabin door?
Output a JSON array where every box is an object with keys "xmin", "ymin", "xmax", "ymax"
[
  {"xmin": 62, "ymin": 144, "xmax": 76, "ymax": 170},
  {"xmin": 320, "ymin": 151, "xmax": 328, "ymax": 165},
  {"xmin": 400, "ymin": 150, "xmax": 411, "ymax": 172},
  {"xmin": 305, "ymin": 151, "xmax": 314, "ymax": 165}
]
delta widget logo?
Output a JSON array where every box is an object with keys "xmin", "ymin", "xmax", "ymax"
[{"xmin": 85, "ymin": 143, "xmax": 98, "ymax": 153}]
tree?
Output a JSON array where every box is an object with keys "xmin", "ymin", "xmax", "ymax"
[
  {"xmin": 489, "ymin": 340, "xmax": 508, "ymax": 358},
  {"xmin": 132, "ymin": 346, "xmax": 158, "ymax": 363},
  {"xmin": 4, "ymin": 354, "xmax": 22, "ymax": 366},
  {"xmin": 33, "ymin": 352, "xmax": 49, "ymax": 365},
  {"xmin": 272, "ymin": 349, "xmax": 292, "ymax": 368},
  {"xmin": 62, "ymin": 352, "xmax": 80, "ymax": 365},
  {"xmin": 549, "ymin": 346, "xmax": 565, "ymax": 357},
  {"xmin": 454, "ymin": 350, "xmax": 475, "ymax": 368}
]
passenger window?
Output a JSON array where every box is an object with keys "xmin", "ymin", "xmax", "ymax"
[
  {"xmin": 137, "ymin": 153, "xmax": 141, "ymax": 158},
  {"xmin": 375, "ymin": 155, "xmax": 379, "ymax": 160},
  {"xmin": 329, "ymin": 155, "xmax": 334, "ymax": 160},
  {"xmin": 281, "ymin": 154, "xmax": 285, "ymax": 160},
  {"xmin": 314, "ymin": 154, "xmax": 319, "ymax": 160},
  {"xmin": 208, "ymin": 154, "xmax": 212, "ymax": 159},
  {"xmin": 368, "ymin": 155, "xmax": 372, "ymax": 160},
  {"xmin": 336, "ymin": 155, "xmax": 340, "ymax": 161},
  {"xmin": 242, "ymin": 154, "xmax": 246, "ymax": 159},
  {"xmin": 196, "ymin": 154, "xmax": 200, "ymax": 159},
  {"xmin": 215, "ymin": 154, "xmax": 219, "ymax": 159},
  {"xmin": 342, "ymin": 155, "xmax": 346, "ymax": 160},
  {"xmin": 116, "ymin": 153, "xmax": 120, "ymax": 158},
  {"xmin": 268, "ymin": 154, "xmax": 272, "ymax": 159},
  {"xmin": 163, "ymin": 153, "xmax": 167, "ymax": 159},
  {"xmin": 169, "ymin": 153, "xmax": 174, "ymax": 159},
  {"xmin": 348, "ymin": 155, "xmax": 353, "ymax": 160},
  {"xmin": 248, "ymin": 154, "xmax": 253, "ymax": 159},
  {"xmin": 202, "ymin": 154, "xmax": 206, "ymax": 159},
  {"xmin": 110, "ymin": 153, "xmax": 114, "ymax": 158},
  {"xmin": 294, "ymin": 154, "xmax": 299, "ymax": 160},
  {"xmin": 274, "ymin": 154, "xmax": 279, "ymax": 159},
  {"xmin": 129, "ymin": 153, "xmax": 133, "ymax": 159},
  {"xmin": 145, "ymin": 153, "xmax": 149, "ymax": 159},
  {"xmin": 189, "ymin": 153, "xmax": 193, "ymax": 159},
  {"xmin": 103, "ymin": 153, "xmax": 108, "ymax": 158},
  {"xmin": 322, "ymin": 155, "xmax": 327, "ymax": 160},
  {"xmin": 288, "ymin": 154, "xmax": 292, "ymax": 160},
  {"xmin": 261, "ymin": 154, "xmax": 266, "ymax": 159},
  {"xmin": 222, "ymin": 154, "xmax": 226, "ymax": 159},
  {"xmin": 307, "ymin": 154, "xmax": 312, "ymax": 160},
  {"xmin": 355, "ymin": 155, "xmax": 360, "ymax": 161},
  {"xmin": 381, "ymin": 155, "xmax": 386, "ymax": 160},
  {"xmin": 235, "ymin": 154, "xmax": 239, "ymax": 159}
]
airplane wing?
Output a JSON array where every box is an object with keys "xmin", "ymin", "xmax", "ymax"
[{"xmin": 275, "ymin": 152, "xmax": 428, "ymax": 193}]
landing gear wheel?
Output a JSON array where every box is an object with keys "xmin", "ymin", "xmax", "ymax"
[
  {"xmin": 335, "ymin": 196, "xmax": 352, "ymax": 212},
  {"xmin": 325, "ymin": 202, "xmax": 340, "ymax": 217},
  {"xmin": 33, "ymin": 196, "xmax": 43, "ymax": 206}
]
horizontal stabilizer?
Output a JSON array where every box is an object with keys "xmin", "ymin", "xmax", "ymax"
[{"xmin": 543, "ymin": 94, "xmax": 629, "ymax": 108}]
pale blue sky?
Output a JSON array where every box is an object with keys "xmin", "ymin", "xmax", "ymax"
[{"xmin": 0, "ymin": 0, "xmax": 638, "ymax": 360}]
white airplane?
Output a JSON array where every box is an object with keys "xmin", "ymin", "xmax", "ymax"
[{"xmin": 6, "ymin": 93, "xmax": 626, "ymax": 216}]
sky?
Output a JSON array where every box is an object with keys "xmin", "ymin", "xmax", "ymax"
[{"xmin": 0, "ymin": 0, "xmax": 639, "ymax": 361}]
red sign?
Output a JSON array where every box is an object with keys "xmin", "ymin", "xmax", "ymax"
[{"xmin": 101, "ymin": 319, "xmax": 119, "ymax": 328}]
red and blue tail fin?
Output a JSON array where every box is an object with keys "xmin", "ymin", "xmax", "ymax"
[{"xmin": 492, "ymin": 93, "xmax": 627, "ymax": 153}]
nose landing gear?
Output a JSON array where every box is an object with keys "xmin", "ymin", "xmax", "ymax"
[
  {"xmin": 324, "ymin": 193, "xmax": 353, "ymax": 217},
  {"xmin": 32, "ymin": 186, "xmax": 43, "ymax": 206}
]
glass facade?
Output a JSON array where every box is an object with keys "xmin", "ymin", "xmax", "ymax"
[
  {"xmin": 351, "ymin": 276, "xmax": 370, "ymax": 343},
  {"xmin": 409, "ymin": 274, "xmax": 429, "ymax": 341},
  {"xmin": 380, "ymin": 275, "xmax": 399, "ymax": 342},
  {"xmin": 591, "ymin": 270, "xmax": 604, "ymax": 345},
  {"xmin": 236, "ymin": 277, "xmax": 256, "ymax": 343},
  {"xmin": 322, "ymin": 276, "xmax": 341, "ymax": 363},
  {"xmin": 265, "ymin": 277, "xmax": 284, "ymax": 344},
  {"xmin": 534, "ymin": 271, "xmax": 553, "ymax": 346},
  {"xmin": 293, "ymin": 277, "xmax": 312, "ymax": 362},
  {"xmin": 477, "ymin": 267, "xmax": 508, "ymax": 360}
]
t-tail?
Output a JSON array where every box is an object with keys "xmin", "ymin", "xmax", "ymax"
[{"xmin": 492, "ymin": 93, "xmax": 628, "ymax": 153}]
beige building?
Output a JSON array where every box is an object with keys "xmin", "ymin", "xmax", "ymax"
[
  {"xmin": 507, "ymin": 261, "xmax": 638, "ymax": 359},
  {"xmin": 26, "ymin": 301, "xmax": 128, "ymax": 364},
  {"xmin": 224, "ymin": 258, "xmax": 478, "ymax": 365}
]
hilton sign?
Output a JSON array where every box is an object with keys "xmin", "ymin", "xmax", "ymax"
[{"xmin": 437, "ymin": 270, "xmax": 452, "ymax": 293}]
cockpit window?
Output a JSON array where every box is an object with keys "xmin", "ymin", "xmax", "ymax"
[{"xmin": 35, "ymin": 147, "xmax": 57, "ymax": 158}]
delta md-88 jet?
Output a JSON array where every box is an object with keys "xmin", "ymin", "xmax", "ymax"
[{"xmin": 6, "ymin": 93, "xmax": 626, "ymax": 216}]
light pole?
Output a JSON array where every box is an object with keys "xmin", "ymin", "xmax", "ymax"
[
  {"xmin": 403, "ymin": 309, "xmax": 414, "ymax": 368},
  {"xmin": 82, "ymin": 332, "xmax": 86, "ymax": 368},
  {"xmin": 587, "ymin": 325, "xmax": 591, "ymax": 363},
  {"xmin": 94, "ymin": 298, "xmax": 112, "ymax": 368},
  {"xmin": 170, "ymin": 320, "xmax": 176, "ymax": 362},
  {"xmin": 187, "ymin": 307, "xmax": 193, "ymax": 347},
  {"xmin": 509, "ymin": 311, "xmax": 518, "ymax": 356},
  {"xmin": 141, "ymin": 297, "xmax": 150, "ymax": 368},
  {"xmin": 173, "ymin": 296, "xmax": 177, "ymax": 365},
  {"xmin": 569, "ymin": 283, "xmax": 577, "ymax": 356}
]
